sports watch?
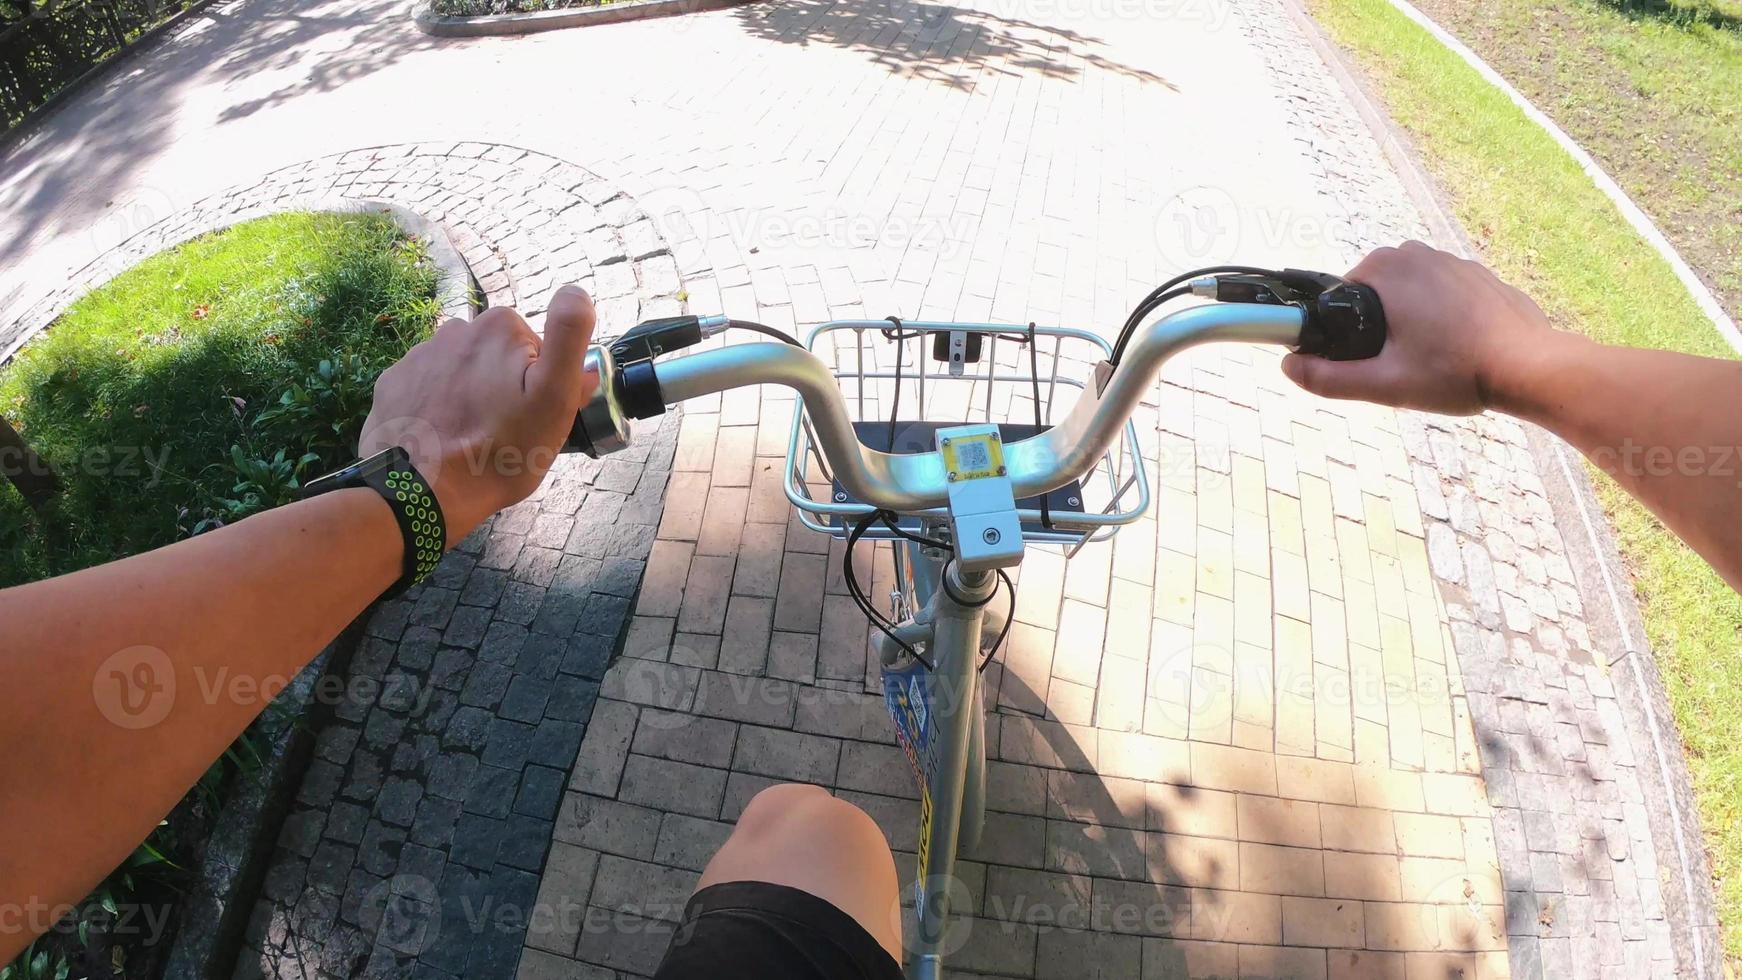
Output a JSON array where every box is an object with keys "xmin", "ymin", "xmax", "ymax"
[{"xmin": 301, "ymin": 446, "xmax": 446, "ymax": 598}]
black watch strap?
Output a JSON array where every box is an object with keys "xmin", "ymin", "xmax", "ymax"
[{"xmin": 302, "ymin": 446, "xmax": 446, "ymax": 599}]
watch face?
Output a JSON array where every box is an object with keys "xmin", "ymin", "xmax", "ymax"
[{"xmin": 304, "ymin": 447, "xmax": 406, "ymax": 496}]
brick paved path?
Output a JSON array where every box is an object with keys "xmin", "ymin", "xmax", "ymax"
[{"xmin": 0, "ymin": 0, "xmax": 1718, "ymax": 976}]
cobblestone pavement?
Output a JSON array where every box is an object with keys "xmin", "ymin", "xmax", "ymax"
[{"xmin": 0, "ymin": 0, "xmax": 1718, "ymax": 976}]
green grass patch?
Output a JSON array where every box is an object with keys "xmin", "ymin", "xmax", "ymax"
[
  {"xmin": 1400, "ymin": 0, "xmax": 1742, "ymax": 320},
  {"xmin": 0, "ymin": 210, "xmax": 441, "ymax": 589},
  {"xmin": 1310, "ymin": 0, "xmax": 1742, "ymax": 964}
]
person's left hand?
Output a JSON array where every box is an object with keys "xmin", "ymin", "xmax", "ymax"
[{"xmin": 359, "ymin": 286, "xmax": 596, "ymax": 547}]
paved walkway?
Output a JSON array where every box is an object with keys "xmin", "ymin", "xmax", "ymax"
[{"xmin": 0, "ymin": 0, "xmax": 1717, "ymax": 977}]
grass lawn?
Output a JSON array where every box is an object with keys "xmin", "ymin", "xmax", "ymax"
[
  {"xmin": 1400, "ymin": 0, "xmax": 1742, "ymax": 322},
  {"xmin": 1308, "ymin": 0, "xmax": 1742, "ymax": 965},
  {"xmin": 0, "ymin": 211, "xmax": 441, "ymax": 588},
  {"xmin": 0, "ymin": 211, "xmax": 439, "ymax": 977}
]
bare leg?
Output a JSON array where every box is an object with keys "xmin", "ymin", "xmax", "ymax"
[{"xmin": 697, "ymin": 783, "xmax": 904, "ymax": 961}]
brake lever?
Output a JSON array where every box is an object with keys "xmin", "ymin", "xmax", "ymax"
[
  {"xmin": 1294, "ymin": 275, "xmax": 1387, "ymax": 361},
  {"xmin": 1191, "ymin": 268, "xmax": 1386, "ymax": 361}
]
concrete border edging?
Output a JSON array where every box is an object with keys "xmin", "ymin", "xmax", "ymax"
[
  {"xmin": 1375, "ymin": 0, "xmax": 1742, "ymax": 355},
  {"xmin": 1277, "ymin": 0, "xmax": 1724, "ymax": 974},
  {"xmin": 414, "ymin": 0, "xmax": 750, "ymax": 38},
  {"xmin": 160, "ymin": 623, "xmax": 370, "ymax": 980}
]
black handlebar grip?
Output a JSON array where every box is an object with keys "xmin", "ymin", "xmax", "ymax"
[{"xmin": 1296, "ymin": 279, "xmax": 1386, "ymax": 361}]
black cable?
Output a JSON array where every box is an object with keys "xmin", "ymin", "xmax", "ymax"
[
  {"xmin": 844, "ymin": 510, "xmax": 935, "ymax": 671},
  {"xmin": 880, "ymin": 316, "xmax": 924, "ymax": 453},
  {"xmin": 725, "ymin": 319, "xmax": 804, "ymax": 346},
  {"xmin": 978, "ymin": 569, "xmax": 1017, "ymax": 673},
  {"xmin": 1109, "ymin": 286, "xmax": 1191, "ymax": 367},
  {"xmin": 1026, "ymin": 321, "xmax": 1054, "ymax": 530},
  {"xmin": 940, "ymin": 562, "xmax": 1000, "ymax": 609},
  {"xmin": 878, "ymin": 510, "xmax": 949, "ymax": 550},
  {"xmin": 1109, "ymin": 264, "xmax": 1276, "ymax": 367}
]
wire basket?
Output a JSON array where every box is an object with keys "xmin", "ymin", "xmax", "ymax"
[{"xmin": 782, "ymin": 319, "xmax": 1151, "ymax": 553}]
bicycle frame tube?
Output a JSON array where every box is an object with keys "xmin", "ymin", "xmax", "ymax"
[
  {"xmin": 897, "ymin": 541, "xmax": 988, "ymax": 858},
  {"xmin": 905, "ymin": 564, "xmax": 993, "ymax": 980},
  {"xmin": 652, "ymin": 304, "xmax": 1305, "ymax": 512}
]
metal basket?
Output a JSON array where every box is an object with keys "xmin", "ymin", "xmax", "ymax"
[{"xmin": 782, "ymin": 320, "xmax": 1151, "ymax": 553}]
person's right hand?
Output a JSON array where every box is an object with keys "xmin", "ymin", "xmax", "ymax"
[
  {"xmin": 1280, "ymin": 240, "xmax": 1557, "ymax": 415},
  {"xmin": 359, "ymin": 286, "xmax": 596, "ymax": 547}
]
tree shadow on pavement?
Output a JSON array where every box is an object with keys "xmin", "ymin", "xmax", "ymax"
[
  {"xmin": 966, "ymin": 669, "xmax": 1332, "ymax": 971},
  {"xmin": 730, "ymin": 0, "xmax": 1177, "ymax": 93}
]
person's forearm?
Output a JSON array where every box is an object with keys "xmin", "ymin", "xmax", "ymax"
[
  {"xmin": 0, "ymin": 489, "xmax": 399, "ymax": 957},
  {"xmin": 1491, "ymin": 330, "xmax": 1742, "ymax": 589}
]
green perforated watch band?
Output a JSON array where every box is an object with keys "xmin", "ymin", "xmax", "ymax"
[
  {"xmin": 301, "ymin": 446, "xmax": 447, "ymax": 598},
  {"xmin": 382, "ymin": 466, "xmax": 444, "ymax": 587}
]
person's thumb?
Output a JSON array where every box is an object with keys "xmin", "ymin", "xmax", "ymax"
[
  {"xmin": 529, "ymin": 285, "xmax": 596, "ymax": 405},
  {"xmin": 1280, "ymin": 351, "xmax": 1385, "ymax": 402}
]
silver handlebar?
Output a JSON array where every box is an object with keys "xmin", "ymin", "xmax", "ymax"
[{"xmin": 643, "ymin": 302, "xmax": 1305, "ymax": 513}]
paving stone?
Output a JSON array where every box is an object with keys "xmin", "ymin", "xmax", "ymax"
[
  {"xmin": 569, "ymin": 698, "xmax": 638, "ymax": 797},
  {"xmin": 357, "ymin": 820, "xmax": 405, "ymax": 877},
  {"xmin": 480, "ymin": 718, "xmax": 537, "ymax": 771},
  {"xmin": 498, "ymin": 674, "xmax": 552, "ymax": 724},
  {"xmin": 618, "ymin": 754, "xmax": 728, "ymax": 819},
  {"xmin": 458, "ymin": 662, "xmax": 513, "ymax": 710},
  {"xmin": 515, "ymin": 765, "xmax": 567, "ymax": 820},
  {"xmin": 464, "ymin": 765, "xmax": 520, "ymax": 820},
  {"xmin": 554, "ymin": 793, "xmax": 662, "ymax": 860},
  {"xmin": 326, "ymin": 800, "xmax": 370, "ymax": 846},
  {"xmin": 478, "ymin": 621, "xmax": 529, "ymax": 666},
  {"xmin": 308, "ymin": 841, "xmax": 357, "ymax": 896},
  {"xmin": 450, "ymin": 813, "xmax": 505, "ymax": 870},
  {"xmin": 409, "ymin": 796, "xmax": 462, "ymax": 849},
  {"xmin": 443, "ymin": 705, "xmax": 493, "ymax": 752},
  {"xmin": 498, "ymin": 813, "xmax": 557, "ymax": 872},
  {"xmin": 731, "ymin": 725, "xmax": 840, "ymax": 784},
  {"xmin": 652, "ymin": 812, "xmax": 735, "ymax": 872},
  {"xmin": 631, "ymin": 709, "xmax": 738, "ymax": 768},
  {"xmin": 376, "ymin": 777, "xmax": 423, "ymax": 828},
  {"xmin": 589, "ymin": 854, "xmax": 699, "ymax": 923}
]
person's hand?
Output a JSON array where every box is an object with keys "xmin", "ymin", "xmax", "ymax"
[
  {"xmin": 1280, "ymin": 240, "xmax": 1557, "ymax": 415},
  {"xmin": 359, "ymin": 286, "xmax": 596, "ymax": 546}
]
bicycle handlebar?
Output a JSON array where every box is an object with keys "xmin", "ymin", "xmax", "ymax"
[
  {"xmin": 656, "ymin": 303, "xmax": 1303, "ymax": 511},
  {"xmin": 566, "ymin": 271, "xmax": 1386, "ymax": 513}
]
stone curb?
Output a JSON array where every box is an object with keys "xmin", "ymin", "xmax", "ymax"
[
  {"xmin": 1376, "ymin": 0, "xmax": 1742, "ymax": 354},
  {"xmin": 414, "ymin": 0, "xmax": 751, "ymax": 38},
  {"xmin": 354, "ymin": 201, "xmax": 481, "ymax": 320},
  {"xmin": 161, "ymin": 621, "xmax": 371, "ymax": 980}
]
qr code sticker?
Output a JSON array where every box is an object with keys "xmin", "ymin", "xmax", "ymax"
[{"xmin": 956, "ymin": 440, "xmax": 992, "ymax": 472}]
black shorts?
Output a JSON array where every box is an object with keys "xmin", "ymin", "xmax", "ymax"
[{"xmin": 651, "ymin": 881, "xmax": 905, "ymax": 980}]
